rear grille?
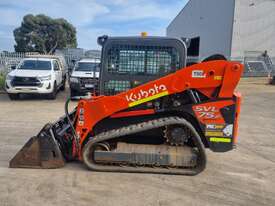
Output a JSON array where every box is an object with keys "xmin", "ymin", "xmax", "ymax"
[{"xmin": 12, "ymin": 76, "xmax": 42, "ymax": 87}]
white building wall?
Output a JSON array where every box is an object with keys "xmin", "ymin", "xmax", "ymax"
[
  {"xmin": 232, "ymin": 0, "xmax": 275, "ymax": 58},
  {"xmin": 167, "ymin": 0, "xmax": 235, "ymax": 60},
  {"xmin": 167, "ymin": 0, "xmax": 275, "ymax": 59}
]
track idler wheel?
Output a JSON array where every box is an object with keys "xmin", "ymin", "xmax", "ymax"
[{"xmin": 9, "ymin": 124, "xmax": 65, "ymax": 169}]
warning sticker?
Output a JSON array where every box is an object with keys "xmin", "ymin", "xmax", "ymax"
[
  {"xmin": 205, "ymin": 131, "xmax": 224, "ymax": 137},
  {"xmin": 192, "ymin": 70, "xmax": 206, "ymax": 78},
  {"xmin": 205, "ymin": 124, "xmax": 233, "ymax": 138},
  {"xmin": 214, "ymin": 76, "xmax": 222, "ymax": 80}
]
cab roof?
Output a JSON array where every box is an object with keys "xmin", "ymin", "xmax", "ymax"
[
  {"xmin": 22, "ymin": 57, "xmax": 53, "ymax": 61},
  {"xmin": 25, "ymin": 54, "xmax": 62, "ymax": 60}
]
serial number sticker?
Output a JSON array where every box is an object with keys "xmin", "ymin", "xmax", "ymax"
[{"xmin": 192, "ymin": 70, "xmax": 206, "ymax": 78}]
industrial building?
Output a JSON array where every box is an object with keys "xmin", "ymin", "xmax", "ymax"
[{"xmin": 167, "ymin": 0, "xmax": 275, "ymax": 60}]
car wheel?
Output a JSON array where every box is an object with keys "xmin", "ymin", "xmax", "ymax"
[
  {"xmin": 47, "ymin": 82, "xmax": 57, "ymax": 100},
  {"xmin": 70, "ymin": 89, "xmax": 78, "ymax": 99},
  {"xmin": 8, "ymin": 93, "xmax": 20, "ymax": 100}
]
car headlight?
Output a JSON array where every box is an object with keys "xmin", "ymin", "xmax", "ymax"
[
  {"xmin": 6, "ymin": 74, "xmax": 14, "ymax": 81},
  {"xmin": 39, "ymin": 75, "xmax": 51, "ymax": 81},
  {"xmin": 70, "ymin": 77, "xmax": 79, "ymax": 83}
]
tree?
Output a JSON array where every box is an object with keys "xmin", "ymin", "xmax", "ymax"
[{"xmin": 14, "ymin": 14, "xmax": 77, "ymax": 54}]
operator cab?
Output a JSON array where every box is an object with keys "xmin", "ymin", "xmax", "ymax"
[{"xmin": 98, "ymin": 35, "xmax": 187, "ymax": 95}]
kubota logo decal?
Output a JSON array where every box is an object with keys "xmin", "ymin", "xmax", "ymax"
[{"xmin": 126, "ymin": 84, "xmax": 168, "ymax": 107}]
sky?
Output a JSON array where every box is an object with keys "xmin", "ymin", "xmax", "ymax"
[{"xmin": 0, "ymin": 0, "xmax": 187, "ymax": 51}]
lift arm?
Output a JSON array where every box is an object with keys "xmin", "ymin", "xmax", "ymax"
[{"xmin": 75, "ymin": 60, "xmax": 243, "ymax": 146}]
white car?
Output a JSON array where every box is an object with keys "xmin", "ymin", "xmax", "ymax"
[
  {"xmin": 69, "ymin": 58, "xmax": 100, "ymax": 97},
  {"xmin": 5, "ymin": 55, "xmax": 67, "ymax": 100}
]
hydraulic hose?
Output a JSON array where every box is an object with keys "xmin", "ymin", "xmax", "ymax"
[{"xmin": 65, "ymin": 97, "xmax": 80, "ymax": 149}]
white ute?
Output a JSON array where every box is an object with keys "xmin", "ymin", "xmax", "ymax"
[
  {"xmin": 69, "ymin": 58, "xmax": 100, "ymax": 97},
  {"xmin": 5, "ymin": 55, "xmax": 67, "ymax": 100}
]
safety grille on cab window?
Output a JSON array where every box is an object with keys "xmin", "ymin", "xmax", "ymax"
[
  {"xmin": 104, "ymin": 80, "xmax": 131, "ymax": 95},
  {"xmin": 107, "ymin": 45, "xmax": 180, "ymax": 75}
]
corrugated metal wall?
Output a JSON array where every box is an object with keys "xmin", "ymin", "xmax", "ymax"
[
  {"xmin": 232, "ymin": 0, "xmax": 275, "ymax": 58},
  {"xmin": 167, "ymin": 0, "xmax": 275, "ymax": 59},
  {"xmin": 167, "ymin": 0, "xmax": 235, "ymax": 60}
]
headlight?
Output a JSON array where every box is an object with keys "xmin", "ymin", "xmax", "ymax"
[
  {"xmin": 6, "ymin": 74, "xmax": 14, "ymax": 81},
  {"xmin": 39, "ymin": 75, "xmax": 51, "ymax": 81},
  {"xmin": 70, "ymin": 77, "xmax": 79, "ymax": 83}
]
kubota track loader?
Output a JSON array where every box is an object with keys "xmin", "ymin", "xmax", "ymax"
[{"xmin": 9, "ymin": 36, "xmax": 243, "ymax": 175}]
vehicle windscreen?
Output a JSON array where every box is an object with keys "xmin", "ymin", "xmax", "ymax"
[
  {"xmin": 18, "ymin": 60, "xmax": 51, "ymax": 70},
  {"xmin": 74, "ymin": 62, "xmax": 100, "ymax": 72}
]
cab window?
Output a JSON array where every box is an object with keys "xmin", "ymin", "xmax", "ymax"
[
  {"xmin": 18, "ymin": 60, "xmax": 51, "ymax": 70},
  {"xmin": 54, "ymin": 61, "xmax": 60, "ymax": 71},
  {"xmin": 75, "ymin": 62, "xmax": 100, "ymax": 72}
]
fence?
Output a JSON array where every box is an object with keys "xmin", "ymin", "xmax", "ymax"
[
  {"xmin": 0, "ymin": 52, "xmax": 40, "ymax": 74},
  {"xmin": 0, "ymin": 50, "xmax": 273, "ymax": 78},
  {"xmin": 242, "ymin": 51, "xmax": 274, "ymax": 77},
  {"xmin": 55, "ymin": 49, "xmax": 101, "ymax": 72}
]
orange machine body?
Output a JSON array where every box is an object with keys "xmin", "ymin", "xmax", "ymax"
[{"xmin": 74, "ymin": 60, "xmax": 243, "ymax": 158}]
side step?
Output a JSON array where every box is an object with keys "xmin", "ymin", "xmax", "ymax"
[{"xmin": 9, "ymin": 124, "xmax": 65, "ymax": 169}]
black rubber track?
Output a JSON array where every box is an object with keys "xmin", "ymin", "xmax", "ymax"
[{"xmin": 82, "ymin": 117, "xmax": 207, "ymax": 175}]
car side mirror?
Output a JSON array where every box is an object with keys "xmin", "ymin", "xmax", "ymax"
[{"xmin": 11, "ymin": 65, "xmax": 16, "ymax": 70}]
